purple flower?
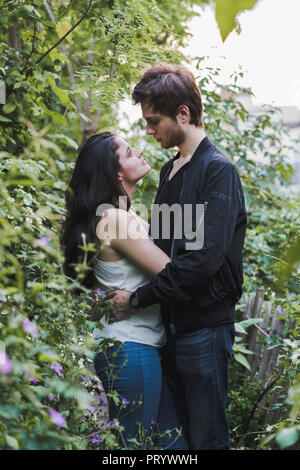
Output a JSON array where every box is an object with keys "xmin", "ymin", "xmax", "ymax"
[
  {"xmin": 50, "ymin": 362, "xmax": 64, "ymax": 378},
  {"xmin": 0, "ymin": 352, "xmax": 13, "ymax": 374},
  {"xmin": 87, "ymin": 405, "xmax": 95, "ymax": 412},
  {"xmin": 121, "ymin": 397, "xmax": 130, "ymax": 406},
  {"xmin": 23, "ymin": 318, "xmax": 38, "ymax": 337},
  {"xmin": 108, "ymin": 419, "xmax": 120, "ymax": 428},
  {"xmin": 49, "ymin": 408, "xmax": 66, "ymax": 427},
  {"xmin": 90, "ymin": 434, "xmax": 101, "ymax": 444},
  {"xmin": 29, "ymin": 376, "xmax": 39, "ymax": 384},
  {"xmin": 33, "ymin": 236, "xmax": 52, "ymax": 248},
  {"xmin": 48, "ymin": 395, "xmax": 57, "ymax": 402},
  {"xmin": 97, "ymin": 381, "xmax": 104, "ymax": 391},
  {"xmin": 80, "ymin": 374, "xmax": 88, "ymax": 383},
  {"xmin": 94, "ymin": 288, "xmax": 105, "ymax": 298},
  {"xmin": 99, "ymin": 398, "xmax": 106, "ymax": 407}
]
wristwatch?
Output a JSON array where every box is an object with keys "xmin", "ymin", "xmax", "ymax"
[{"xmin": 129, "ymin": 291, "xmax": 140, "ymax": 309}]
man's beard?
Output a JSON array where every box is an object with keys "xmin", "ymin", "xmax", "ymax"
[{"xmin": 162, "ymin": 124, "xmax": 185, "ymax": 149}]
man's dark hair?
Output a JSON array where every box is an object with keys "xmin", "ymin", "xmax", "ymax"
[{"xmin": 132, "ymin": 63, "xmax": 203, "ymax": 127}]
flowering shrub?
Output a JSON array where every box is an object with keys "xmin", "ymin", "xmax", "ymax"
[{"xmin": 0, "ymin": 0, "xmax": 298, "ymax": 446}]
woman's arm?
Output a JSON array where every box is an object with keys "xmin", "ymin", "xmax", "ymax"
[{"xmin": 96, "ymin": 208, "xmax": 170, "ymax": 276}]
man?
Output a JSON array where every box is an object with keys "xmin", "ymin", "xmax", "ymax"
[{"xmin": 107, "ymin": 63, "xmax": 247, "ymax": 450}]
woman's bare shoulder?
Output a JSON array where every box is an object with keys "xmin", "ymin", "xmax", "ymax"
[{"xmin": 95, "ymin": 207, "xmax": 139, "ymax": 240}]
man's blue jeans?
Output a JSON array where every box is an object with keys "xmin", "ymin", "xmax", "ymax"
[
  {"xmin": 162, "ymin": 324, "xmax": 235, "ymax": 450},
  {"xmin": 94, "ymin": 342, "xmax": 188, "ymax": 449}
]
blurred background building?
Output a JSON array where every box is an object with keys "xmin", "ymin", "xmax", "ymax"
[{"xmin": 221, "ymin": 89, "xmax": 300, "ymax": 187}]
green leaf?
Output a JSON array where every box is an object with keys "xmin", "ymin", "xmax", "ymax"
[
  {"xmin": 56, "ymin": 19, "xmax": 73, "ymax": 44},
  {"xmin": 0, "ymin": 115, "xmax": 12, "ymax": 122},
  {"xmin": 79, "ymin": 113, "xmax": 91, "ymax": 123},
  {"xmin": 6, "ymin": 435, "xmax": 19, "ymax": 450},
  {"xmin": 0, "ymin": 405, "xmax": 22, "ymax": 420},
  {"xmin": 24, "ymin": 5, "xmax": 41, "ymax": 18},
  {"xmin": 234, "ymin": 352, "xmax": 251, "ymax": 370},
  {"xmin": 275, "ymin": 427, "xmax": 299, "ymax": 449},
  {"xmin": 52, "ymin": 87, "xmax": 71, "ymax": 107},
  {"xmin": 2, "ymin": 103, "xmax": 16, "ymax": 114},
  {"xmin": 215, "ymin": 0, "xmax": 258, "ymax": 41},
  {"xmin": 48, "ymin": 133, "xmax": 78, "ymax": 149},
  {"xmin": 45, "ymin": 109, "xmax": 67, "ymax": 124},
  {"xmin": 234, "ymin": 323, "xmax": 247, "ymax": 334},
  {"xmin": 38, "ymin": 351, "xmax": 60, "ymax": 362},
  {"xmin": 239, "ymin": 318, "xmax": 263, "ymax": 329}
]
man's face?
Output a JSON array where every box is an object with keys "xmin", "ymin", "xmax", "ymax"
[{"xmin": 141, "ymin": 104, "xmax": 185, "ymax": 149}]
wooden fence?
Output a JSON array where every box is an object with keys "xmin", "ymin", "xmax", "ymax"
[{"xmin": 238, "ymin": 287, "xmax": 295, "ymax": 425}]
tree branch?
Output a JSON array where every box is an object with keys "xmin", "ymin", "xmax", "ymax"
[
  {"xmin": 43, "ymin": 0, "xmax": 85, "ymax": 128},
  {"xmin": 36, "ymin": 0, "xmax": 92, "ymax": 65},
  {"xmin": 42, "ymin": 0, "xmax": 101, "ymax": 141},
  {"xmin": 23, "ymin": 20, "xmax": 37, "ymax": 72},
  {"xmin": 241, "ymin": 376, "xmax": 280, "ymax": 438}
]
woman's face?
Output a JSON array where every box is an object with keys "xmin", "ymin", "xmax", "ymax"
[{"xmin": 116, "ymin": 137, "xmax": 151, "ymax": 185}]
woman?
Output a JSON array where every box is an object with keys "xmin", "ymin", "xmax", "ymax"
[{"xmin": 61, "ymin": 132, "xmax": 187, "ymax": 449}]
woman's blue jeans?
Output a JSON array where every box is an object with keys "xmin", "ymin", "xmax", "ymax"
[{"xmin": 93, "ymin": 341, "xmax": 188, "ymax": 450}]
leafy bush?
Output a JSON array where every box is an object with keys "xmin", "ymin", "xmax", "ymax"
[{"xmin": 1, "ymin": 1, "xmax": 299, "ymax": 450}]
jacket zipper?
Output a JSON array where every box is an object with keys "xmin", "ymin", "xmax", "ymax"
[{"xmin": 169, "ymin": 171, "xmax": 186, "ymax": 336}]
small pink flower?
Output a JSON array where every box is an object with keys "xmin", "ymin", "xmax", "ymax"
[
  {"xmin": 50, "ymin": 362, "xmax": 64, "ymax": 378},
  {"xmin": 97, "ymin": 381, "xmax": 104, "ymax": 391},
  {"xmin": 49, "ymin": 408, "xmax": 66, "ymax": 427},
  {"xmin": 23, "ymin": 318, "xmax": 38, "ymax": 337},
  {"xmin": 121, "ymin": 397, "xmax": 130, "ymax": 406},
  {"xmin": 29, "ymin": 376, "xmax": 39, "ymax": 384},
  {"xmin": 94, "ymin": 288, "xmax": 105, "ymax": 298},
  {"xmin": 108, "ymin": 419, "xmax": 120, "ymax": 428},
  {"xmin": 33, "ymin": 236, "xmax": 52, "ymax": 248},
  {"xmin": 0, "ymin": 352, "xmax": 13, "ymax": 374},
  {"xmin": 90, "ymin": 433, "xmax": 101, "ymax": 444}
]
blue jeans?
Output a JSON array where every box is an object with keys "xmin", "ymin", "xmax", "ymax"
[
  {"xmin": 93, "ymin": 342, "xmax": 188, "ymax": 450},
  {"xmin": 162, "ymin": 324, "xmax": 235, "ymax": 450}
]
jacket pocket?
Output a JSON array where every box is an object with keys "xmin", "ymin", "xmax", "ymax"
[{"xmin": 209, "ymin": 259, "xmax": 242, "ymax": 303}]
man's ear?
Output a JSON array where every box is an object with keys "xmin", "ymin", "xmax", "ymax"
[{"xmin": 176, "ymin": 105, "xmax": 190, "ymax": 123}]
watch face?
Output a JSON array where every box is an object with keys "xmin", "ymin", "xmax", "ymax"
[{"xmin": 131, "ymin": 293, "xmax": 139, "ymax": 307}]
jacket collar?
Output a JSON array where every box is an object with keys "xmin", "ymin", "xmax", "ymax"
[
  {"xmin": 156, "ymin": 137, "xmax": 213, "ymax": 199},
  {"xmin": 169, "ymin": 136, "xmax": 212, "ymax": 167}
]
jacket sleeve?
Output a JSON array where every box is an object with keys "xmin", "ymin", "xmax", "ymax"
[{"xmin": 137, "ymin": 160, "xmax": 241, "ymax": 307}]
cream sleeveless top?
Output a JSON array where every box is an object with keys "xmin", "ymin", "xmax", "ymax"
[{"xmin": 92, "ymin": 213, "xmax": 166, "ymax": 348}]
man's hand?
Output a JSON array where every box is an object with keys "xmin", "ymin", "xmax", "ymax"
[{"xmin": 106, "ymin": 289, "xmax": 133, "ymax": 323}]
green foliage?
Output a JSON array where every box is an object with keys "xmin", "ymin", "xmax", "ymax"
[
  {"xmin": 0, "ymin": 0, "xmax": 209, "ymax": 450},
  {"xmin": 214, "ymin": 0, "xmax": 259, "ymax": 41},
  {"xmin": 227, "ymin": 375, "xmax": 267, "ymax": 449},
  {"xmin": 0, "ymin": 0, "xmax": 299, "ymax": 451}
]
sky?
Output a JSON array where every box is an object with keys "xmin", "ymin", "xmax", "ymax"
[
  {"xmin": 183, "ymin": 0, "xmax": 300, "ymax": 108},
  {"xmin": 121, "ymin": 0, "xmax": 300, "ymax": 123}
]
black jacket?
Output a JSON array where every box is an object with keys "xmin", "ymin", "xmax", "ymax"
[{"xmin": 137, "ymin": 137, "xmax": 247, "ymax": 336}]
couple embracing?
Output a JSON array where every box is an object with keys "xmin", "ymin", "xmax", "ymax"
[{"xmin": 61, "ymin": 64, "xmax": 247, "ymax": 450}]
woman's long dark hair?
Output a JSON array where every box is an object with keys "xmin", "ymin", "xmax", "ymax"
[{"xmin": 60, "ymin": 132, "xmax": 130, "ymax": 289}]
